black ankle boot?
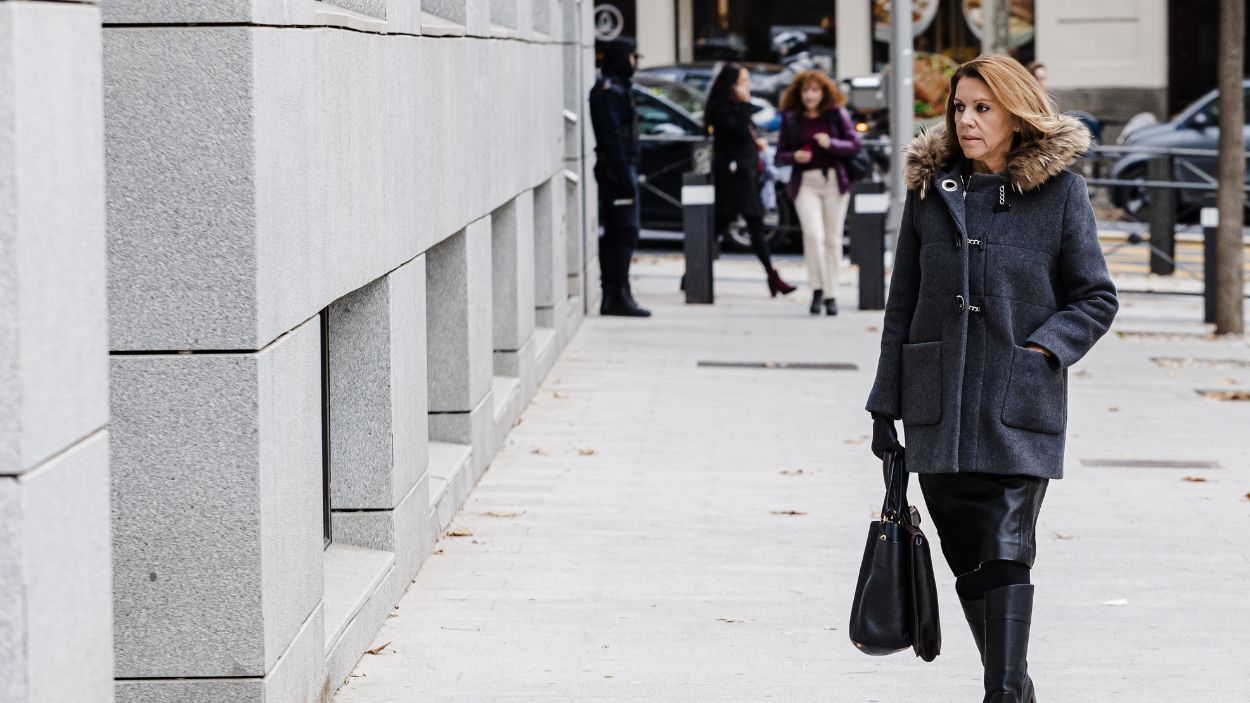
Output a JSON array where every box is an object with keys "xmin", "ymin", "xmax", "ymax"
[
  {"xmin": 824, "ymin": 297, "xmax": 838, "ymax": 316},
  {"xmin": 809, "ymin": 289, "xmax": 823, "ymax": 315},
  {"xmin": 601, "ymin": 285, "xmax": 650, "ymax": 317},
  {"xmin": 983, "ymin": 585, "xmax": 1036, "ymax": 703},
  {"xmin": 959, "ymin": 596, "xmax": 987, "ymax": 665}
]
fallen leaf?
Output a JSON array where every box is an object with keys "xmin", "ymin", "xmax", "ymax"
[
  {"xmin": 471, "ymin": 539, "xmax": 486, "ymax": 544},
  {"xmin": 1108, "ymin": 406, "xmax": 1120, "ymax": 412},
  {"xmin": 578, "ymin": 448, "xmax": 597, "ymax": 456},
  {"xmin": 1182, "ymin": 476, "xmax": 1208, "ymax": 483},
  {"xmin": 1244, "ymin": 492, "xmax": 1250, "ymax": 500},
  {"xmin": 717, "ymin": 617, "xmax": 755, "ymax": 624},
  {"xmin": 485, "ymin": 511, "xmax": 524, "ymax": 518},
  {"xmin": 845, "ymin": 437, "xmax": 865, "ymax": 445},
  {"xmin": 433, "ymin": 548, "xmax": 444, "ymax": 555},
  {"xmin": 446, "ymin": 529, "xmax": 473, "ymax": 538},
  {"xmin": 779, "ymin": 469, "xmax": 805, "ymax": 476},
  {"xmin": 1101, "ymin": 599, "xmax": 1129, "ymax": 607},
  {"xmin": 865, "ymin": 325, "xmax": 880, "ymax": 332},
  {"xmin": 553, "ymin": 391, "xmax": 569, "ymax": 399},
  {"xmin": 771, "ymin": 510, "xmax": 807, "ymax": 516},
  {"xmin": 365, "ymin": 641, "xmax": 391, "ymax": 655},
  {"xmin": 1054, "ymin": 532, "xmax": 1075, "ymax": 540},
  {"xmin": 531, "ymin": 448, "xmax": 550, "ymax": 456},
  {"xmin": 512, "ymin": 417, "xmax": 524, "ymax": 428}
]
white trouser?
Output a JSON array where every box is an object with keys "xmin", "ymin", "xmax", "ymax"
[{"xmin": 793, "ymin": 168, "xmax": 850, "ymax": 294}]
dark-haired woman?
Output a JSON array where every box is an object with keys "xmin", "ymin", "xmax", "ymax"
[
  {"xmin": 705, "ymin": 64, "xmax": 795, "ymax": 297},
  {"xmin": 775, "ymin": 70, "xmax": 861, "ymax": 315}
]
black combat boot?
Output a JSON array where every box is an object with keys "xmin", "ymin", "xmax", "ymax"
[{"xmin": 982, "ymin": 584, "xmax": 1037, "ymax": 703}]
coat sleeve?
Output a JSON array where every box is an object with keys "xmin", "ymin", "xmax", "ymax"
[
  {"xmin": 1024, "ymin": 175, "xmax": 1119, "ymax": 370},
  {"xmin": 588, "ymin": 86, "xmax": 633, "ymax": 197},
  {"xmin": 774, "ymin": 112, "xmax": 797, "ymax": 166},
  {"xmin": 865, "ymin": 191, "xmax": 922, "ymax": 420},
  {"xmin": 824, "ymin": 107, "xmax": 861, "ymax": 158}
]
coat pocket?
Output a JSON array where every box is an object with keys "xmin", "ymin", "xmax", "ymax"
[
  {"xmin": 900, "ymin": 341, "xmax": 943, "ymax": 426},
  {"xmin": 1001, "ymin": 346, "xmax": 1066, "ymax": 434}
]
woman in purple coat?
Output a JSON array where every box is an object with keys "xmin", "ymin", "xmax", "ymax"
[{"xmin": 775, "ymin": 71, "xmax": 862, "ymax": 315}]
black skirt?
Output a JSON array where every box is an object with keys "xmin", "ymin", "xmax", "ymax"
[{"xmin": 917, "ymin": 472, "xmax": 1048, "ymax": 577}]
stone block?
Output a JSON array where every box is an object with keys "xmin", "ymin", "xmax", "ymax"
[
  {"xmin": 422, "ymin": 0, "xmax": 466, "ymax": 24},
  {"xmin": 331, "ymin": 473, "xmax": 429, "ymax": 586},
  {"xmin": 533, "ymin": 173, "xmax": 569, "ymax": 312},
  {"xmin": 111, "ymin": 319, "xmax": 322, "ymax": 678},
  {"xmin": 427, "ymin": 441, "xmax": 473, "ymax": 532},
  {"xmin": 0, "ymin": 432, "xmax": 113, "ymax": 703},
  {"xmin": 491, "ymin": 193, "xmax": 537, "ymax": 351},
  {"xmin": 489, "ymin": 0, "xmax": 516, "ymax": 30},
  {"xmin": 321, "ymin": 546, "xmax": 406, "ymax": 701},
  {"xmin": 532, "ymin": 0, "xmax": 552, "ymax": 37},
  {"xmin": 464, "ymin": 0, "xmax": 490, "ymax": 36},
  {"xmin": 491, "ymin": 375, "xmax": 524, "ymax": 451},
  {"xmin": 426, "ymin": 220, "xmax": 493, "ymax": 413},
  {"xmin": 327, "ymin": 257, "xmax": 427, "ymax": 510},
  {"xmin": 0, "ymin": 2, "xmax": 108, "ymax": 476},
  {"xmin": 429, "ymin": 390, "xmax": 494, "ymax": 481},
  {"xmin": 565, "ymin": 172, "xmax": 586, "ymax": 299},
  {"xmin": 104, "ymin": 27, "xmax": 259, "ymax": 351},
  {"xmin": 114, "ymin": 605, "xmax": 324, "ymax": 703}
]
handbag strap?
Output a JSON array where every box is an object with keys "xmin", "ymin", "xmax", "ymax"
[{"xmin": 880, "ymin": 450, "xmax": 909, "ymax": 523}]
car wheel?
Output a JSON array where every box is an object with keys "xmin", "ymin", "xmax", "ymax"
[
  {"xmin": 722, "ymin": 209, "xmax": 791, "ymax": 253},
  {"xmin": 1112, "ymin": 163, "xmax": 1150, "ymax": 223}
]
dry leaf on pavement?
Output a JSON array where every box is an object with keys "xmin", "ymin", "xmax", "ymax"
[
  {"xmin": 1054, "ymin": 532, "xmax": 1074, "ymax": 540},
  {"xmin": 771, "ymin": 510, "xmax": 807, "ymax": 516},
  {"xmin": 365, "ymin": 642, "xmax": 391, "ymax": 655},
  {"xmin": 446, "ymin": 529, "xmax": 473, "ymax": 538},
  {"xmin": 578, "ymin": 448, "xmax": 597, "ymax": 456},
  {"xmin": 531, "ymin": 448, "xmax": 550, "ymax": 455},
  {"xmin": 779, "ymin": 469, "xmax": 805, "ymax": 476},
  {"xmin": 1182, "ymin": 476, "xmax": 1208, "ymax": 483},
  {"xmin": 485, "ymin": 511, "xmax": 524, "ymax": 518},
  {"xmin": 553, "ymin": 391, "xmax": 569, "ymax": 399}
]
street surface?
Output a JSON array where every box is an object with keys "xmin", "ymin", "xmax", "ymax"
[{"xmin": 335, "ymin": 250, "xmax": 1250, "ymax": 703}]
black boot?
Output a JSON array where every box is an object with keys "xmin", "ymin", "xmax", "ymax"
[
  {"xmin": 809, "ymin": 289, "xmax": 823, "ymax": 315},
  {"xmin": 983, "ymin": 585, "xmax": 1036, "ymax": 703},
  {"xmin": 960, "ymin": 596, "xmax": 987, "ymax": 665},
  {"xmin": 824, "ymin": 297, "xmax": 839, "ymax": 316},
  {"xmin": 601, "ymin": 285, "xmax": 651, "ymax": 317},
  {"xmin": 621, "ymin": 282, "xmax": 651, "ymax": 317}
]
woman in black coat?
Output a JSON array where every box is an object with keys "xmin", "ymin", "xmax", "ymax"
[
  {"xmin": 704, "ymin": 64, "xmax": 796, "ymax": 297},
  {"xmin": 866, "ymin": 55, "xmax": 1118, "ymax": 702}
]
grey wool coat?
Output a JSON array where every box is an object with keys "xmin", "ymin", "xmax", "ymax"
[{"xmin": 865, "ymin": 116, "xmax": 1119, "ymax": 479}]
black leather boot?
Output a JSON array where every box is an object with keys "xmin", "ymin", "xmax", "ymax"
[
  {"xmin": 959, "ymin": 596, "xmax": 987, "ymax": 665},
  {"xmin": 602, "ymin": 285, "xmax": 650, "ymax": 317},
  {"xmin": 824, "ymin": 297, "xmax": 839, "ymax": 316},
  {"xmin": 621, "ymin": 282, "xmax": 651, "ymax": 317},
  {"xmin": 983, "ymin": 584, "xmax": 1037, "ymax": 703},
  {"xmin": 809, "ymin": 289, "xmax": 823, "ymax": 315}
]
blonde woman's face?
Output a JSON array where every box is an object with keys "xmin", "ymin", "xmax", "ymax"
[
  {"xmin": 953, "ymin": 77, "xmax": 1016, "ymax": 172},
  {"xmin": 801, "ymin": 82, "xmax": 824, "ymax": 111}
]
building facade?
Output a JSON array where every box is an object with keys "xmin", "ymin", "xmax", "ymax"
[{"xmin": 1, "ymin": 0, "xmax": 600, "ymax": 701}]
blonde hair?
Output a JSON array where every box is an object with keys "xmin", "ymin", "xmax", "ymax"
[
  {"xmin": 778, "ymin": 70, "xmax": 846, "ymax": 114},
  {"xmin": 941, "ymin": 55, "xmax": 1064, "ymax": 162}
]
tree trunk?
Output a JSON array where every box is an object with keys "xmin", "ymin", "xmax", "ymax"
[{"xmin": 1216, "ymin": 0, "xmax": 1246, "ymax": 335}]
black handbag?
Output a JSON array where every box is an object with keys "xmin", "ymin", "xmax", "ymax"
[
  {"xmin": 835, "ymin": 108, "xmax": 871, "ymax": 181},
  {"xmin": 848, "ymin": 449, "xmax": 942, "ymax": 661}
]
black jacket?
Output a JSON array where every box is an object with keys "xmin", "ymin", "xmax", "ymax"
[
  {"xmin": 706, "ymin": 101, "xmax": 763, "ymax": 218},
  {"xmin": 589, "ymin": 42, "xmax": 639, "ymax": 201}
]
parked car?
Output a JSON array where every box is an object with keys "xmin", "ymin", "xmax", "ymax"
[
  {"xmin": 630, "ymin": 78, "xmax": 796, "ymax": 251},
  {"xmin": 1110, "ymin": 80, "xmax": 1250, "ymax": 221},
  {"xmin": 639, "ymin": 61, "xmax": 785, "ymax": 97},
  {"xmin": 636, "ymin": 69, "xmax": 780, "ymax": 134}
]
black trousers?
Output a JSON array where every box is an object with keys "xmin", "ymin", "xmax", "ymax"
[{"xmin": 598, "ymin": 175, "xmax": 641, "ymax": 292}]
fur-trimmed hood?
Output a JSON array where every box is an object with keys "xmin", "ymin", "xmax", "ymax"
[{"xmin": 903, "ymin": 114, "xmax": 1091, "ymax": 199}]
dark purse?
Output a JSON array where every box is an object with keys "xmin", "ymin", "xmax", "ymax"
[
  {"xmin": 848, "ymin": 449, "xmax": 942, "ymax": 662},
  {"xmin": 834, "ymin": 108, "xmax": 871, "ymax": 181}
]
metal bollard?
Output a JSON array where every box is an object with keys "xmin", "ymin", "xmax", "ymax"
[
  {"xmin": 1148, "ymin": 155, "xmax": 1177, "ymax": 275},
  {"xmin": 1202, "ymin": 207, "xmax": 1218, "ymax": 324},
  {"xmin": 682, "ymin": 172, "xmax": 715, "ymax": 304},
  {"xmin": 850, "ymin": 180, "xmax": 889, "ymax": 310}
]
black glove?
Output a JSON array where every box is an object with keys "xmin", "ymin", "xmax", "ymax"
[{"xmin": 870, "ymin": 412, "xmax": 903, "ymax": 459}]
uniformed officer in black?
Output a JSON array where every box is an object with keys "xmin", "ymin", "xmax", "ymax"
[{"xmin": 589, "ymin": 38, "xmax": 651, "ymax": 317}]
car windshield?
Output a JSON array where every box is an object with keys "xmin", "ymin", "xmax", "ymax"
[
  {"xmin": 1187, "ymin": 86, "xmax": 1250, "ymax": 126},
  {"xmin": 639, "ymin": 80, "xmax": 705, "ymax": 122}
]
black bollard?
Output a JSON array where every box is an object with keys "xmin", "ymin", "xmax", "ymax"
[
  {"xmin": 850, "ymin": 180, "xmax": 888, "ymax": 310},
  {"xmin": 1202, "ymin": 207, "xmax": 1218, "ymax": 324},
  {"xmin": 682, "ymin": 172, "xmax": 715, "ymax": 304},
  {"xmin": 1148, "ymin": 155, "xmax": 1177, "ymax": 276}
]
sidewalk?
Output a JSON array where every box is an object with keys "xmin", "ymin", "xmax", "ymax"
[{"xmin": 334, "ymin": 253, "xmax": 1250, "ymax": 703}]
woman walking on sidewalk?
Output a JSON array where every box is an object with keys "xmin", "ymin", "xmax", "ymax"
[
  {"xmin": 866, "ymin": 55, "xmax": 1118, "ymax": 702},
  {"xmin": 775, "ymin": 71, "xmax": 861, "ymax": 315},
  {"xmin": 704, "ymin": 63, "xmax": 796, "ymax": 297}
]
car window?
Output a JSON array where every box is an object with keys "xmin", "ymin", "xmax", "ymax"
[
  {"xmin": 635, "ymin": 93, "xmax": 697, "ymax": 136},
  {"xmin": 1190, "ymin": 87, "xmax": 1250, "ymax": 126}
]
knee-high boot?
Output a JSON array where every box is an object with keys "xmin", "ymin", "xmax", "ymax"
[
  {"xmin": 983, "ymin": 584, "xmax": 1037, "ymax": 703},
  {"xmin": 959, "ymin": 595, "xmax": 987, "ymax": 665}
]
